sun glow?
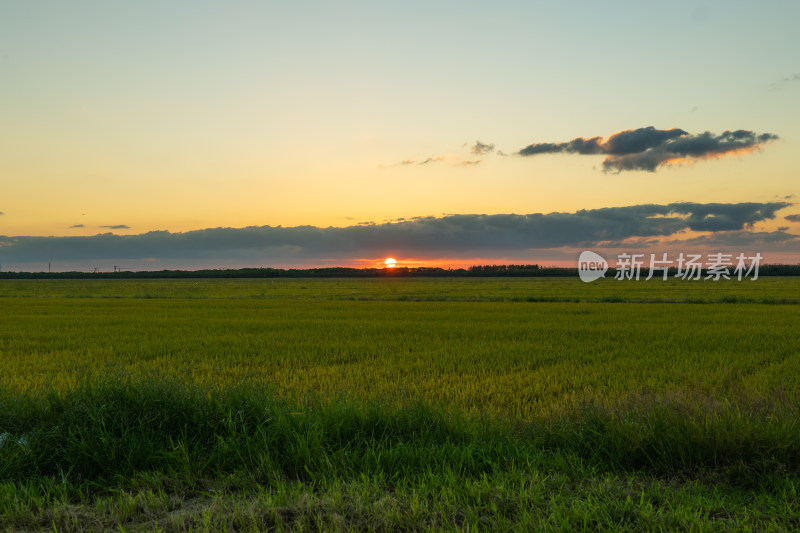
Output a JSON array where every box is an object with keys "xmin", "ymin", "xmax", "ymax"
[{"xmin": 384, "ymin": 257, "xmax": 397, "ymax": 268}]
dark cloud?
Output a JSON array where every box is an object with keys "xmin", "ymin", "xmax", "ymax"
[
  {"xmin": 100, "ymin": 225, "xmax": 130, "ymax": 230},
  {"xmin": 663, "ymin": 229, "xmax": 800, "ymax": 248},
  {"xmin": 666, "ymin": 202, "xmax": 785, "ymax": 231},
  {"xmin": 603, "ymin": 229, "xmax": 800, "ymax": 251},
  {"xmin": 603, "ymin": 128, "xmax": 686, "ymax": 155},
  {"xmin": 471, "ymin": 141, "xmax": 495, "ymax": 155},
  {"xmin": 69, "ymin": 224, "xmax": 85, "ymax": 228},
  {"xmin": 517, "ymin": 127, "xmax": 778, "ymax": 172},
  {"xmin": 419, "ymin": 156, "xmax": 445, "ymax": 165},
  {"xmin": 0, "ymin": 202, "xmax": 789, "ymax": 265},
  {"xmin": 785, "ymin": 215, "xmax": 800, "ymax": 223}
]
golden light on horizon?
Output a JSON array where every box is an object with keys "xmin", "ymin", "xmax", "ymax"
[{"xmin": 384, "ymin": 257, "xmax": 397, "ymax": 268}]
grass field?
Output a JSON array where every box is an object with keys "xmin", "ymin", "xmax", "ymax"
[{"xmin": 1, "ymin": 278, "xmax": 799, "ymax": 531}]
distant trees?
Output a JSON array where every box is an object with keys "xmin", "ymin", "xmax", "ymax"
[{"xmin": 468, "ymin": 264, "xmax": 537, "ymax": 272}]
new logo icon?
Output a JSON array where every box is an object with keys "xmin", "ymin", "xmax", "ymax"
[{"xmin": 578, "ymin": 251, "xmax": 608, "ymax": 283}]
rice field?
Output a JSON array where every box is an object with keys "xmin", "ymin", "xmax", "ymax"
[{"xmin": 1, "ymin": 277, "xmax": 799, "ymax": 531}]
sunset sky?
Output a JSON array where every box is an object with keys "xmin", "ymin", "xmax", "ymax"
[{"xmin": 2, "ymin": 1, "xmax": 799, "ymax": 271}]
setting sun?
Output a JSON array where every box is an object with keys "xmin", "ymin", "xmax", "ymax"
[{"xmin": 384, "ymin": 258, "xmax": 397, "ymax": 268}]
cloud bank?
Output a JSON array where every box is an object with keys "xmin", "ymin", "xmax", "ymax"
[
  {"xmin": 517, "ymin": 127, "xmax": 778, "ymax": 172},
  {"xmin": 0, "ymin": 202, "xmax": 793, "ymax": 267}
]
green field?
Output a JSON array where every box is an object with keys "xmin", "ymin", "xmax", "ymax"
[{"xmin": 1, "ymin": 278, "xmax": 799, "ymax": 531}]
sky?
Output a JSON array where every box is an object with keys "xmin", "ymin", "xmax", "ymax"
[{"xmin": 1, "ymin": 1, "xmax": 799, "ymax": 271}]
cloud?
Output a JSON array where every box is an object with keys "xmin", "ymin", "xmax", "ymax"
[
  {"xmin": 662, "ymin": 229, "xmax": 800, "ymax": 247},
  {"xmin": 785, "ymin": 215, "xmax": 800, "ymax": 223},
  {"xmin": 69, "ymin": 224, "xmax": 85, "ymax": 229},
  {"xmin": 385, "ymin": 154, "xmax": 482, "ymax": 168},
  {"xmin": 770, "ymin": 73, "xmax": 800, "ymax": 89},
  {"xmin": 603, "ymin": 228, "xmax": 800, "ymax": 251},
  {"xmin": 387, "ymin": 140, "xmax": 502, "ymax": 168},
  {"xmin": 100, "ymin": 225, "xmax": 130, "ymax": 230},
  {"xmin": 419, "ymin": 156, "xmax": 446, "ymax": 165},
  {"xmin": 383, "ymin": 156, "xmax": 446, "ymax": 167},
  {"xmin": 471, "ymin": 140, "xmax": 495, "ymax": 155},
  {"xmin": 0, "ymin": 202, "xmax": 790, "ymax": 265},
  {"xmin": 665, "ymin": 202, "xmax": 785, "ymax": 231},
  {"xmin": 517, "ymin": 127, "xmax": 779, "ymax": 172}
]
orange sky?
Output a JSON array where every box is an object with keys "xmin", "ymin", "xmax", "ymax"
[{"xmin": 1, "ymin": 2, "xmax": 799, "ymax": 270}]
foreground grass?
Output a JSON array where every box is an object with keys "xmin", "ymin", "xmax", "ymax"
[
  {"xmin": 1, "ymin": 379, "xmax": 799, "ymax": 531},
  {"xmin": 1, "ymin": 278, "xmax": 798, "ymax": 530}
]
